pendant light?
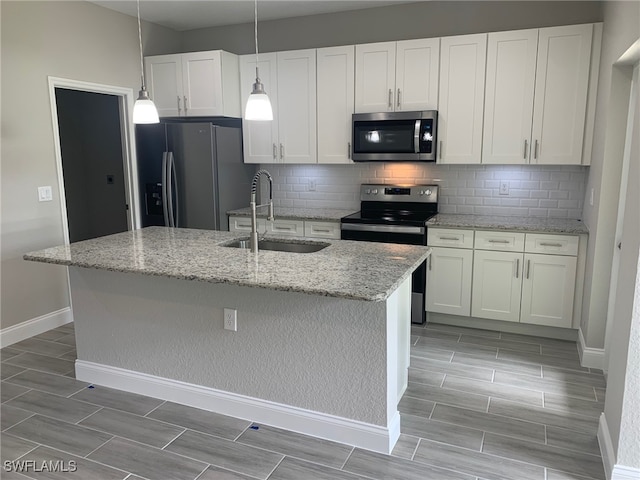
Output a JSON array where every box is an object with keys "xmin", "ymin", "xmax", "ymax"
[
  {"xmin": 245, "ymin": 0, "xmax": 273, "ymax": 121},
  {"xmin": 133, "ymin": 0, "xmax": 159, "ymax": 124}
]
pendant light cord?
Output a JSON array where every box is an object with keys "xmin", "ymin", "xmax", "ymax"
[
  {"xmin": 137, "ymin": 0, "xmax": 146, "ymax": 89},
  {"xmin": 254, "ymin": 0, "xmax": 260, "ymax": 80}
]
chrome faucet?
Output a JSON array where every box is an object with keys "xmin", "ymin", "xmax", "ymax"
[{"xmin": 250, "ymin": 169, "xmax": 274, "ymax": 253}]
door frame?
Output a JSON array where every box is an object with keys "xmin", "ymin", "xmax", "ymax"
[{"xmin": 47, "ymin": 76, "xmax": 141, "ymax": 245}]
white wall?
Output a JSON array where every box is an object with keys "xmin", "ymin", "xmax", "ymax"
[{"xmin": 0, "ymin": 1, "xmax": 181, "ymax": 330}]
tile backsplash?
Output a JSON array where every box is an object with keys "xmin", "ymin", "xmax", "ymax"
[{"xmin": 260, "ymin": 163, "xmax": 588, "ymax": 219}]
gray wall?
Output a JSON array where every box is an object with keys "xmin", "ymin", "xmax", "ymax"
[
  {"xmin": 182, "ymin": 1, "xmax": 603, "ymax": 54},
  {"xmin": 0, "ymin": 1, "xmax": 181, "ymax": 330}
]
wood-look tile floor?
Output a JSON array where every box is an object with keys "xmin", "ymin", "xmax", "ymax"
[{"xmin": 0, "ymin": 322, "xmax": 606, "ymax": 480}]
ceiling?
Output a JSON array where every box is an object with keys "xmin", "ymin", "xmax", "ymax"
[{"xmin": 89, "ymin": 0, "xmax": 420, "ymax": 32}]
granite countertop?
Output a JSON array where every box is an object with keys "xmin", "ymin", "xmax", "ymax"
[
  {"xmin": 24, "ymin": 227, "xmax": 430, "ymax": 302},
  {"xmin": 427, "ymin": 214, "xmax": 589, "ymax": 234},
  {"xmin": 227, "ymin": 207, "xmax": 356, "ymax": 221}
]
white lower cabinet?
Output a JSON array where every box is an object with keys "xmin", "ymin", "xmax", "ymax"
[
  {"xmin": 471, "ymin": 250, "xmax": 523, "ymax": 322},
  {"xmin": 520, "ymin": 253, "xmax": 577, "ymax": 328},
  {"xmin": 426, "ymin": 247, "xmax": 473, "ymax": 316},
  {"xmin": 228, "ymin": 216, "xmax": 339, "ymax": 240}
]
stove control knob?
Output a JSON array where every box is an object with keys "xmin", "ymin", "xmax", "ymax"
[
  {"xmin": 365, "ymin": 188, "xmax": 371, "ymax": 195},
  {"xmin": 424, "ymin": 189, "xmax": 432, "ymax": 196},
  {"xmin": 372, "ymin": 189, "xmax": 378, "ymax": 194},
  {"xmin": 419, "ymin": 190, "xmax": 425, "ymax": 195}
]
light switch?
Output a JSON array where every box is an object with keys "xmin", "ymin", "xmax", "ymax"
[{"xmin": 38, "ymin": 186, "xmax": 53, "ymax": 202}]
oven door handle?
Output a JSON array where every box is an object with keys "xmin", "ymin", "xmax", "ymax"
[
  {"xmin": 414, "ymin": 120, "xmax": 421, "ymax": 154},
  {"xmin": 341, "ymin": 223, "xmax": 425, "ymax": 235}
]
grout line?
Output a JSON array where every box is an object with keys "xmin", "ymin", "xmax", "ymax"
[
  {"xmin": 1, "ymin": 411, "xmax": 36, "ymax": 432},
  {"xmin": 411, "ymin": 438, "xmax": 421, "ymax": 461},
  {"xmin": 192, "ymin": 463, "xmax": 211, "ymax": 480},
  {"xmin": 339, "ymin": 446, "xmax": 355, "ymax": 470},
  {"xmin": 544, "ymin": 424, "xmax": 548, "ymax": 445},
  {"xmin": 428, "ymin": 401, "xmax": 437, "ymax": 419},
  {"xmin": 160, "ymin": 427, "xmax": 187, "ymax": 450},
  {"xmin": 233, "ymin": 422, "xmax": 253, "ymax": 442},
  {"xmin": 479, "ymin": 431, "xmax": 486, "ymax": 452},
  {"xmin": 74, "ymin": 406, "xmax": 104, "ymax": 426},
  {"xmin": 1, "ymin": 386, "xmax": 33, "ymax": 404},
  {"xmin": 143, "ymin": 400, "xmax": 166, "ymax": 418},
  {"xmin": 82, "ymin": 435, "xmax": 114, "ymax": 458}
]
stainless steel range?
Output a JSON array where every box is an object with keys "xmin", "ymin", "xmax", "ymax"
[{"xmin": 341, "ymin": 184, "xmax": 438, "ymax": 324}]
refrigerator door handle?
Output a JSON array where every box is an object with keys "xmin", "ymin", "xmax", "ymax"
[
  {"xmin": 161, "ymin": 152, "xmax": 170, "ymax": 227},
  {"xmin": 170, "ymin": 152, "xmax": 179, "ymax": 227},
  {"xmin": 166, "ymin": 152, "xmax": 178, "ymax": 227}
]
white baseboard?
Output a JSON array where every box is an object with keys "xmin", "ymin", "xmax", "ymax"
[
  {"xmin": 76, "ymin": 360, "xmax": 400, "ymax": 454},
  {"xmin": 599, "ymin": 413, "xmax": 616, "ymax": 480},
  {"xmin": 579, "ymin": 328, "xmax": 606, "ymax": 369},
  {"xmin": 612, "ymin": 465, "xmax": 640, "ymax": 480},
  {"xmin": 0, "ymin": 308, "xmax": 73, "ymax": 348}
]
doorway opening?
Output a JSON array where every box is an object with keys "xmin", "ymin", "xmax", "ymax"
[{"xmin": 48, "ymin": 77, "xmax": 140, "ymax": 245}]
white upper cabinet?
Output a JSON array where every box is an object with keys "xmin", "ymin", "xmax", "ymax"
[
  {"xmin": 355, "ymin": 40, "xmax": 439, "ymax": 113},
  {"xmin": 240, "ymin": 54, "xmax": 279, "ymax": 164},
  {"xmin": 438, "ymin": 34, "xmax": 487, "ymax": 164},
  {"xmin": 240, "ymin": 50, "xmax": 316, "ymax": 164},
  {"xmin": 395, "ymin": 38, "xmax": 440, "ymax": 111},
  {"xmin": 482, "ymin": 29, "xmax": 538, "ymax": 164},
  {"xmin": 531, "ymin": 24, "xmax": 593, "ymax": 165},
  {"xmin": 317, "ymin": 46, "xmax": 355, "ymax": 164},
  {"xmin": 145, "ymin": 51, "xmax": 240, "ymax": 118}
]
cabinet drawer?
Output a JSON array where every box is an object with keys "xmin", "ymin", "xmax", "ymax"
[
  {"xmin": 304, "ymin": 221, "xmax": 341, "ymax": 239},
  {"xmin": 229, "ymin": 216, "xmax": 265, "ymax": 232},
  {"xmin": 266, "ymin": 219, "xmax": 305, "ymax": 236},
  {"xmin": 474, "ymin": 230, "xmax": 525, "ymax": 252},
  {"xmin": 427, "ymin": 228, "xmax": 474, "ymax": 249},
  {"xmin": 525, "ymin": 233, "xmax": 579, "ymax": 256}
]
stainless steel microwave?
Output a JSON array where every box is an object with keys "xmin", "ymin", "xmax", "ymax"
[{"xmin": 352, "ymin": 110, "xmax": 437, "ymax": 162}]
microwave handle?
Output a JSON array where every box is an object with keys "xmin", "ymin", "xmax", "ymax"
[{"xmin": 414, "ymin": 120, "xmax": 421, "ymax": 154}]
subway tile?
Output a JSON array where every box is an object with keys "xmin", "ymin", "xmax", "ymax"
[
  {"xmin": 236, "ymin": 423, "xmax": 352, "ymax": 469},
  {"xmin": 6, "ymin": 390, "xmax": 100, "ymax": 424},
  {"xmin": 411, "ymin": 355, "xmax": 494, "ymax": 381},
  {"xmin": 443, "ymin": 374, "xmax": 543, "ymax": 406},
  {"xmin": 4, "ymin": 370, "xmax": 88, "ymax": 397},
  {"xmin": 344, "ymin": 447, "xmax": 474, "ymax": 480},
  {"xmin": 89, "ymin": 437, "xmax": 206, "ymax": 480},
  {"xmin": 493, "ymin": 371, "xmax": 597, "ymax": 400},
  {"xmin": 401, "ymin": 413, "xmax": 484, "ymax": 450},
  {"xmin": 147, "ymin": 401, "xmax": 250, "ymax": 440},
  {"xmin": 71, "ymin": 385, "xmax": 163, "ymax": 416},
  {"xmin": 482, "ymin": 432, "xmax": 605, "ymax": 479},
  {"xmin": 80, "ymin": 407, "xmax": 185, "ymax": 448},
  {"xmin": 10, "ymin": 338, "xmax": 74, "ymax": 357},
  {"xmin": 405, "ymin": 381, "xmax": 489, "ymax": 412},
  {"xmin": 543, "ymin": 393, "xmax": 604, "ymax": 419},
  {"xmin": 452, "ymin": 352, "xmax": 542, "ymax": 377},
  {"xmin": 413, "ymin": 438, "xmax": 544, "ymax": 480},
  {"xmin": 6, "ymin": 414, "xmax": 112, "ymax": 457},
  {"xmin": 4, "ymin": 352, "xmax": 74, "ymax": 376},
  {"xmin": 166, "ymin": 429, "xmax": 282, "ymax": 479},
  {"xmin": 497, "ymin": 349, "xmax": 587, "ymax": 372}
]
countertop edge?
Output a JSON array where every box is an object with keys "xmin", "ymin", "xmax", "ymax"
[{"xmin": 426, "ymin": 214, "xmax": 589, "ymax": 235}]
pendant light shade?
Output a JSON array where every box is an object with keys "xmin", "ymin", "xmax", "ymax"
[
  {"xmin": 245, "ymin": 0, "xmax": 273, "ymax": 121},
  {"xmin": 133, "ymin": 0, "xmax": 159, "ymax": 124}
]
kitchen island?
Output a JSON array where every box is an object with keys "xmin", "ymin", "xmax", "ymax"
[{"xmin": 24, "ymin": 227, "xmax": 431, "ymax": 453}]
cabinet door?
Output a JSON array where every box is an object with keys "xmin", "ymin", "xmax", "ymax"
[
  {"xmin": 317, "ymin": 46, "xmax": 355, "ymax": 164},
  {"xmin": 438, "ymin": 34, "xmax": 487, "ymax": 164},
  {"xmin": 483, "ymin": 30, "xmax": 538, "ymax": 164},
  {"xmin": 145, "ymin": 54, "xmax": 183, "ymax": 117},
  {"xmin": 181, "ymin": 51, "xmax": 223, "ymax": 116},
  {"xmin": 426, "ymin": 247, "xmax": 473, "ymax": 316},
  {"xmin": 354, "ymin": 42, "xmax": 396, "ymax": 113},
  {"xmin": 531, "ymin": 24, "xmax": 593, "ymax": 165},
  {"xmin": 277, "ymin": 49, "xmax": 317, "ymax": 164},
  {"xmin": 396, "ymin": 38, "xmax": 440, "ymax": 111},
  {"xmin": 520, "ymin": 253, "xmax": 577, "ymax": 328},
  {"xmin": 472, "ymin": 250, "xmax": 522, "ymax": 322},
  {"xmin": 240, "ymin": 54, "xmax": 279, "ymax": 164}
]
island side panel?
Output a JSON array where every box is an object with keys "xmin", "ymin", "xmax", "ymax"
[{"xmin": 69, "ymin": 267, "xmax": 394, "ymax": 427}]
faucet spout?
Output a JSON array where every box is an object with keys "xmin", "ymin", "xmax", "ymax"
[{"xmin": 250, "ymin": 169, "xmax": 274, "ymax": 253}]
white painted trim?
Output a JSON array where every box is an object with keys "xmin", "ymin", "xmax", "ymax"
[
  {"xmin": 612, "ymin": 465, "xmax": 640, "ymax": 480},
  {"xmin": 76, "ymin": 360, "xmax": 400, "ymax": 454},
  {"xmin": 47, "ymin": 76, "xmax": 141, "ymax": 247},
  {"xmin": 599, "ymin": 413, "xmax": 616, "ymax": 480},
  {"xmin": 579, "ymin": 328, "xmax": 606, "ymax": 369},
  {"xmin": 0, "ymin": 308, "xmax": 73, "ymax": 348}
]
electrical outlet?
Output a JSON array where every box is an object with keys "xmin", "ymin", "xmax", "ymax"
[
  {"xmin": 308, "ymin": 179, "xmax": 316, "ymax": 191},
  {"xmin": 499, "ymin": 181, "xmax": 510, "ymax": 195},
  {"xmin": 38, "ymin": 186, "xmax": 53, "ymax": 202},
  {"xmin": 224, "ymin": 308, "xmax": 237, "ymax": 332}
]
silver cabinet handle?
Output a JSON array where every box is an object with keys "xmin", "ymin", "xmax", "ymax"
[
  {"xmin": 534, "ymin": 139, "xmax": 539, "ymax": 160},
  {"xmin": 388, "ymin": 89, "xmax": 393, "ymax": 109},
  {"xmin": 540, "ymin": 242, "xmax": 563, "ymax": 247},
  {"xmin": 274, "ymin": 225, "xmax": 294, "ymax": 231},
  {"xmin": 279, "ymin": 143, "xmax": 284, "ymax": 160},
  {"xmin": 488, "ymin": 239, "xmax": 510, "ymax": 244},
  {"xmin": 177, "ymin": 96, "xmax": 182, "ymax": 115},
  {"xmin": 272, "ymin": 143, "xmax": 277, "ymax": 160},
  {"xmin": 526, "ymin": 259, "xmax": 531, "ymax": 279},
  {"xmin": 313, "ymin": 228, "xmax": 331, "ymax": 233},
  {"xmin": 397, "ymin": 88, "xmax": 401, "ymax": 108},
  {"xmin": 413, "ymin": 120, "xmax": 421, "ymax": 154},
  {"xmin": 183, "ymin": 96, "xmax": 188, "ymax": 115},
  {"xmin": 348, "ymin": 142, "xmax": 351, "ymax": 159},
  {"xmin": 523, "ymin": 139, "xmax": 528, "ymax": 160},
  {"xmin": 439, "ymin": 141, "xmax": 443, "ymax": 160},
  {"xmin": 439, "ymin": 236, "xmax": 460, "ymax": 241},
  {"xmin": 515, "ymin": 258, "xmax": 520, "ymax": 278}
]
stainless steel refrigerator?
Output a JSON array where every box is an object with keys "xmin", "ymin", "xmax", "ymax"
[{"xmin": 136, "ymin": 120, "xmax": 256, "ymax": 231}]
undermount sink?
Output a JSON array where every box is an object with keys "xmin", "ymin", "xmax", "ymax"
[{"xmin": 222, "ymin": 238, "xmax": 330, "ymax": 253}]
